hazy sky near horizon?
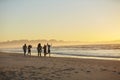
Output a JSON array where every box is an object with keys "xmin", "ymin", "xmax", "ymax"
[{"xmin": 0, "ymin": 0, "xmax": 120, "ymax": 42}]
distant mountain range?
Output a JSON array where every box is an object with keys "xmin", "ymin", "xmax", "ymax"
[
  {"xmin": 0, "ymin": 39, "xmax": 81, "ymax": 44},
  {"xmin": 0, "ymin": 39, "xmax": 120, "ymax": 48},
  {"xmin": 0, "ymin": 39, "xmax": 82, "ymax": 48}
]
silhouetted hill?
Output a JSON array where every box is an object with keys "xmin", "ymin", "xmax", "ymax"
[
  {"xmin": 0, "ymin": 39, "xmax": 82, "ymax": 48},
  {"xmin": 0, "ymin": 39, "xmax": 120, "ymax": 48}
]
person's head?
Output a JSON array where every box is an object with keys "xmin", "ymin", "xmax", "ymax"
[
  {"xmin": 30, "ymin": 45, "xmax": 32, "ymax": 48},
  {"xmin": 39, "ymin": 43, "xmax": 41, "ymax": 45}
]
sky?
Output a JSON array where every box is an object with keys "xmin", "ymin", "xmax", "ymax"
[{"xmin": 0, "ymin": 0, "xmax": 120, "ymax": 42}]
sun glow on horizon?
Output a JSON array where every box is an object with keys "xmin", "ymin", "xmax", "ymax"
[{"xmin": 0, "ymin": 0, "xmax": 120, "ymax": 42}]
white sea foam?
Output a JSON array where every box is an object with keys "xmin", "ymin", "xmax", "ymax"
[{"xmin": 0, "ymin": 45, "xmax": 120, "ymax": 60}]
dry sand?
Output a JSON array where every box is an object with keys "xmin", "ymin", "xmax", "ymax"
[{"xmin": 0, "ymin": 52, "xmax": 120, "ymax": 80}]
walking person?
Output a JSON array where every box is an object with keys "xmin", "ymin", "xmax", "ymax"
[
  {"xmin": 37, "ymin": 43, "xmax": 42, "ymax": 57},
  {"xmin": 28, "ymin": 45, "xmax": 32, "ymax": 56},
  {"xmin": 43, "ymin": 44, "xmax": 47, "ymax": 57},
  {"xmin": 23, "ymin": 44, "xmax": 27, "ymax": 56},
  {"xmin": 47, "ymin": 43, "xmax": 51, "ymax": 57}
]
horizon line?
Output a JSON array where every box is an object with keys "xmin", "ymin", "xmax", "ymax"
[{"xmin": 1, "ymin": 39, "xmax": 120, "ymax": 43}]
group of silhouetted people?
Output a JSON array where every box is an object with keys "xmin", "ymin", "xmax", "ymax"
[
  {"xmin": 23, "ymin": 44, "xmax": 32, "ymax": 56},
  {"xmin": 22, "ymin": 43, "xmax": 51, "ymax": 57}
]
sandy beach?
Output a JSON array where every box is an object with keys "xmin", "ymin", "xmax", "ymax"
[{"xmin": 0, "ymin": 52, "xmax": 120, "ymax": 80}]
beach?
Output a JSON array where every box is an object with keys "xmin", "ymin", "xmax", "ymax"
[{"xmin": 0, "ymin": 52, "xmax": 120, "ymax": 80}]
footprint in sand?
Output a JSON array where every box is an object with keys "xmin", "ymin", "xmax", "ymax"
[
  {"xmin": 63, "ymin": 68, "xmax": 75, "ymax": 71},
  {"xmin": 86, "ymin": 70, "xmax": 91, "ymax": 73},
  {"xmin": 38, "ymin": 67, "xmax": 47, "ymax": 70},
  {"xmin": 24, "ymin": 66, "xmax": 36, "ymax": 69},
  {"xmin": 81, "ymin": 69, "xmax": 84, "ymax": 71},
  {"xmin": 74, "ymin": 71, "xmax": 79, "ymax": 73},
  {"xmin": 101, "ymin": 68, "xmax": 107, "ymax": 71},
  {"xmin": 118, "ymin": 72, "xmax": 120, "ymax": 75},
  {"xmin": 112, "ymin": 70, "xmax": 116, "ymax": 72}
]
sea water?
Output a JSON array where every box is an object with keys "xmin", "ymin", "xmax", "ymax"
[{"xmin": 0, "ymin": 45, "xmax": 120, "ymax": 60}]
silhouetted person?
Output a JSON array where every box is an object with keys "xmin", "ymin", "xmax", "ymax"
[
  {"xmin": 23, "ymin": 44, "xmax": 27, "ymax": 56},
  {"xmin": 28, "ymin": 45, "xmax": 32, "ymax": 56},
  {"xmin": 37, "ymin": 43, "xmax": 42, "ymax": 57},
  {"xmin": 43, "ymin": 44, "xmax": 47, "ymax": 57},
  {"xmin": 47, "ymin": 43, "xmax": 51, "ymax": 57}
]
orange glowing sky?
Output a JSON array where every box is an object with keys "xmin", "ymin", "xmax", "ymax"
[{"xmin": 0, "ymin": 0, "xmax": 120, "ymax": 42}]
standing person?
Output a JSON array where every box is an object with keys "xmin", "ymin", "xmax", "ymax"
[
  {"xmin": 23, "ymin": 44, "xmax": 27, "ymax": 56},
  {"xmin": 47, "ymin": 43, "xmax": 51, "ymax": 57},
  {"xmin": 43, "ymin": 44, "xmax": 47, "ymax": 57},
  {"xmin": 28, "ymin": 45, "xmax": 32, "ymax": 56},
  {"xmin": 37, "ymin": 43, "xmax": 42, "ymax": 57}
]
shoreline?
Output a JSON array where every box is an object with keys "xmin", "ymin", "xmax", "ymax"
[
  {"xmin": 0, "ymin": 52, "xmax": 120, "ymax": 80},
  {"xmin": 0, "ymin": 51, "xmax": 120, "ymax": 61}
]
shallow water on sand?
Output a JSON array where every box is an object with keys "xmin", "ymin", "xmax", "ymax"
[{"xmin": 0, "ymin": 45, "xmax": 120, "ymax": 60}]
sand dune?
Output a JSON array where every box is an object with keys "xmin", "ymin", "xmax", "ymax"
[{"xmin": 0, "ymin": 52, "xmax": 120, "ymax": 80}]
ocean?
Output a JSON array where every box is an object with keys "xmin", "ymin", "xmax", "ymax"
[{"xmin": 0, "ymin": 44, "xmax": 120, "ymax": 60}]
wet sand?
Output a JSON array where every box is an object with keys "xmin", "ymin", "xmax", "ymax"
[{"xmin": 0, "ymin": 52, "xmax": 120, "ymax": 80}]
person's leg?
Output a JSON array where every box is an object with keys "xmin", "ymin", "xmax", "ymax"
[
  {"xmin": 30, "ymin": 50, "xmax": 31, "ymax": 56},
  {"xmin": 39, "ymin": 53, "xmax": 40, "ymax": 56},
  {"xmin": 25, "ymin": 50, "xmax": 26, "ymax": 56},
  {"xmin": 28, "ymin": 50, "xmax": 30, "ymax": 55},
  {"xmin": 49, "ymin": 53, "xmax": 50, "ymax": 57},
  {"xmin": 24, "ymin": 51, "xmax": 25, "ymax": 56},
  {"xmin": 44, "ymin": 52, "xmax": 47, "ymax": 57},
  {"xmin": 45, "ymin": 53, "xmax": 46, "ymax": 57},
  {"xmin": 44, "ymin": 50, "xmax": 45, "ymax": 57},
  {"xmin": 24, "ymin": 50, "xmax": 26, "ymax": 56},
  {"xmin": 40, "ymin": 52, "xmax": 41, "ymax": 57},
  {"xmin": 38, "ymin": 51, "xmax": 39, "ymax": 56},
  {"xmin": 48, "ymin": 50, "xmax": 50, "ymax": 57},
  {"xmin": 45, "ymin": 50, "xmax": 47, "ymax": 57},
  {"xmin": 39, "ymin": 50, "xmax": 40, "ymax": 56},
  {"xmin": 39, "ymin": 50, "xmax": 41, "ymax": 56},
  {"xmin": 44, "ymin": 53, "xmax": 45, "ymax": 57},
  {"xmin": 28, "ymin": 51, "xmax": 29, "ymax": 55}
]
